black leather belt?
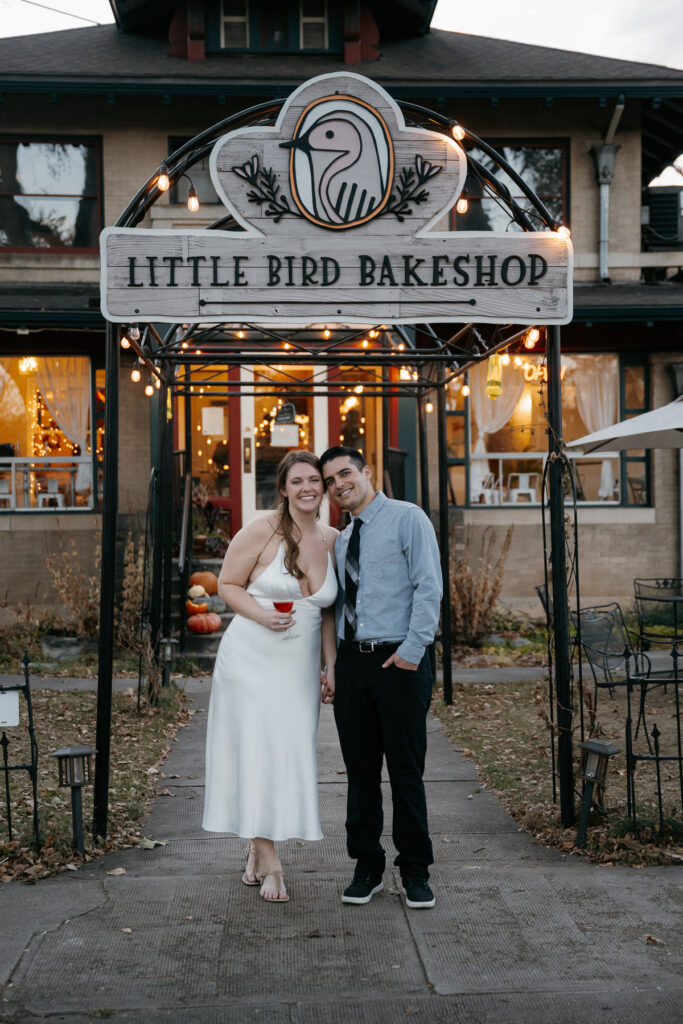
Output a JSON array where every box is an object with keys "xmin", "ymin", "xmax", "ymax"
[{"xmin": 339, "ymin": 639, "xmax": 400, "ymax": 654}]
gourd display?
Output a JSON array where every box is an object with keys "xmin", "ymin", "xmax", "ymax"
[
  {"xmin": 189, "ymin": 571, "xmax": 219, "ymax": 595},
  {"xmin": 206, "ymin": 595, "xmax": 227, "ymax": 613},
  {"xmin": 187, "ymin": 612, "xmax": 222, "ymax": 634},
  {"xmin": 188, "ymin": 584, "xmax": 208, "ymax": 600},
  {"xmin": 186, "ymin": 598, "xmax": 208, "ymax": 615}
]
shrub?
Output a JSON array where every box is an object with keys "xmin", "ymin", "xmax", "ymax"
[{"xmin": 449, "ymin": 524, "xmax": 513, "ymax": 646}]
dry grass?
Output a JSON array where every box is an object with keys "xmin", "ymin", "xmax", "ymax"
[
  {"xmin": 432, "ymin": 678, "xmax": 683, "ymax": 865},
  {"xmin": 0, "ymin": 686, "xmax": 190, "ymax": 882},
  {"xmin": 450, "ymin": 526, "xmax": 513, "ymax": 646}
]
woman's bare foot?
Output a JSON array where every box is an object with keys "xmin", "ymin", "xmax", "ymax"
[
  {"xmin": 242, "ymin": 841, "xmax": 259, "ymax": 886},
  {"xmin": 259, "ymin": 869, "xmax": 289, "ymax": 902},
  {"xmin": 251, "ymin": 837, "xmax": 289, "ymax": 901}
]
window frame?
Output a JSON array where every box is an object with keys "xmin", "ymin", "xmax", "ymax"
[
  {"xmin": 220, "ymin": 0, "xmax": 250, "ymax": 50},
  {"xmin": 0, "ymin": 134, "xmax": 103, "ymax": 255},
  {"xmin": 300, "ymin": 0, "xmax": 328, "ymax": 51},
  {"xmin": 451, "ymin": 137, "xmax": 570, "ymax": 232}
]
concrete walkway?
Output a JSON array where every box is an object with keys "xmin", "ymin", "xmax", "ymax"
[{"xmin": 1, "ymin": 674, "xmax": 681, "ymax": 1023}]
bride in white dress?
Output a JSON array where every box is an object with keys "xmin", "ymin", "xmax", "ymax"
[{"xmin": 202, "ymin": 450, "xmax": 338, "ymax": 902}]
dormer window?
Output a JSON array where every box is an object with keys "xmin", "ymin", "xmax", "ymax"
[
  {"xmin": 301, "ymin": 0, "xmax": 327, "ymax": 50},
  {"xmin": 222, "ymin": 0, "xmax": 249, "ymax": 49}
]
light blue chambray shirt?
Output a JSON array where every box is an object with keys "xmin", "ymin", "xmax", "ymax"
[{"xmin": 334, "ymin": 491, "xmax": 443, "ymax": 665}]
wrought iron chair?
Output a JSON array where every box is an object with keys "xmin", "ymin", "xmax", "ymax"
[
  {"xmin": 571, "ymin": 602, "xmax": 674, "ymax": 746},
  {"xmin": 633, "ymin": 578, "xmax": 683, "ymax": 646}
]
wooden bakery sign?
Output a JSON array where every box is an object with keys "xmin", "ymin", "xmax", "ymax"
[{"xmin": 100, "ymin": 72, "xmax": 572, "ymax": 326}]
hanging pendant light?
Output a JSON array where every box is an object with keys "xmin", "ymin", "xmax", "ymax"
[{"xmin": 485, "ymin": 353, "xmax": 503, "ymax": 400}]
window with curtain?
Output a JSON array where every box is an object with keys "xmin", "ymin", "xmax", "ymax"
[
  {"xmin": 453, "ymin": 141, "xmax": 567, "ymax": 233},
  {"xmin": 0, "ymin": 138, "xmax": 100, "ymax": 250},
  {"xmin": 0, "ymin": 355, "xmax": 99, "ymax": 510},
  {"xmin": 447, "ymin": 352, "xmax": 648, "ymax": 507}
]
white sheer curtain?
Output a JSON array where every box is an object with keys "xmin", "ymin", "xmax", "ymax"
[
  {"xmin": 575, "ymin": 355, "xmax": 619, "ymax": 499},
  {"xmin": 469, "ymin": 360, "xmax": 525, "ymax": 498},
  {"xmin": 35, "ymin": 356, "xmax": 92, "ymax": 490}
]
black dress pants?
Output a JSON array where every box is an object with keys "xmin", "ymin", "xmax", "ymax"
[{"xmin": 333, "ymin": 643, "xmax": 434, "ymax": 877}]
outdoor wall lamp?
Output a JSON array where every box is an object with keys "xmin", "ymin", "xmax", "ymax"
[
  {"xmin": 51, "ymin": 745, "xmax": 96, "ymax": 855},
  {"xmin": 575, "ymin": 738, "xmax": 620, "ymax": 847}
]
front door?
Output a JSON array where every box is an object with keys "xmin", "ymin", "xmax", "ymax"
[{"xmin": 240, "ymin": 363, "xmax": 329, "ymax": 524}]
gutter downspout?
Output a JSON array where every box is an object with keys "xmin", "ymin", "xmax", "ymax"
[{"xmin": 590, "ymin": 95, "xmax": 624, "ymax": 282}]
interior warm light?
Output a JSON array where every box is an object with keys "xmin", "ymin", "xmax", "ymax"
[
  {"xmin": 187, "ymin": 186, "xmax": 199, "ymax": 212},
  {"xmin": 362, "ymin": 339, "xmax": 369, "ymax": 348},
  {"xmin": 514, "ymin": 355, "xmax": 523, "ymax": 367},
  {"xmin": 456, "ymin": 197, "xmax": 468, "ymax": 214},
  {"xmin": 451, "ymin": 123, "xmax": 466, "ymax": 141},
  {"xmin": 461, "ymin": 383, "xmax": 470, "ymax": 397},
  {"xmin": 501, "ymin": 352, "xmax": 510, "ymax": 366},
  {"xmin": 156, "ymin": 163, "xmax": 170, "ymax": 192},
  {"xmin": 354, "ymin": 385, "xmax": 364, "ymax": 394},
  {"xmin": 237, "ymin": 330, "xmax": 245, "ymax": 339},
  {"xmin": 18, "ymin": 356, "xmax": 38, "ymax": 374},
  {"xmin": 154, "ymin": 376, "xmax": 161, "ymax": 390},
  {"xmin": 369, "ymin": 330, "xmax": 378, "ymax": 339},
  {"xmin": 524, "ymin": 327, "xmax": 541, "ymax": 349},
  {"xmin": 399, "ymin": 366, "xmax": 411, "ymax": 381},
  {"xmin": 284, "ymin": 342, "xmax": 291, "ymax": 349},
  {"xmin": 426, "ymin": 401, "xmax": 434, "ymax": 413},
  {"xmin": 130, "ymin": 367, "xmax": 141, "ymax": 383},
  {"xmin": 181, "ymin": 341, "xmax": 188, "ymax": 349},
  {"xmin": 556, "ymin": 225, "xmax": 571, "ymax": 239},
  {"xmin": 398, "ymin": 342, "xmax": 405, "ymax": 351},
  {"xmin": 323, "ymin": 328, "xmax": 331, "ymax": 339}
]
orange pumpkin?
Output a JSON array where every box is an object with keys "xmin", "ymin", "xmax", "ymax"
[
  {"xmin": 189, "ymin": 571, "xmax": 218, "ymax": 595},
  {"xmin": 186, "ymin": 598, "xmax": 208, "ymax": 616},
  {"xmin": 187, "ymin": 612, "xmax": 222, "ymax": 634}
]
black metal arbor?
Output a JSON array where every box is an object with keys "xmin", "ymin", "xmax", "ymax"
[{"xmin": 94, "ymin": 97, "xmax": 575, "ymax": 839}]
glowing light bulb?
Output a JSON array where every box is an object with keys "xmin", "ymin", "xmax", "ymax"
[
  {"xmin": 456, "ymin": 197, "xmax": 468, "ymax": 214},
  {"xmin": 369, "ymin": 330, "xmax": 378, "ymax": 339},
  {"xmin": 144, "ymin": 382, "xmax": 154, "ymax": 396},
  {"xmin": 323, "ymin": 329, "xmax": 331, "ymax": 339},
  {"xmin": 284, "ymin": 342, "xmax": 291, "ymax": 349},
  {"xmin": 362, "ymin": 339, "xmax": 369, "ymax": 348},
  {"xmin": 426, "ymin": 401, "xmax": 434, "ymax": 413},
  {"xmin": 181, "ymin": 341, "xmax": 188, "ymax": 349},
  {"xmin": 398, "ymin": 342, "xmax": 405, "ymax": 351},
  {"xmin": 451, "ymin": 124, "xmax": 466, "ymax": 141},
  {"xmin": 514, "ymin": 356, "xmax": 523, "ymax": 367},
  {"xmin": 187, "ymin": 186, "xmax": 199, "ymax": 212},
  {"xmin": 354, "ymin": 385, "xmax": 364, "ymax": 394},
  {"xmin": 501, "ymin": 352, "xmax": 510, "ymax": 366},
  {"xmin": 237, "ymin": 330, "xmax": 245, "ymax": 339},
  {"xmin": 130, "ymin": 367, "xmax": 141, "ymax": 383},
  {"xmin": 156, "ymin": 163, "xmax": 170, "ymax": 192},
  {"xmin": 128, "ymin": 325, "xmax": 140, "ymax": 341},
  {"xmin": 399, "ymin": 367, "xmax": 411, "ymax": 381},
  {"xmin": 524, "ymin": 328, "xmax": 540, "ymax": 349},
  {"xmin": 120, "ymin": 334, "xmax": 131, "ymax": 349},
  {"xmin": 556, "ymin": 225, "xmax": 571, "ymax": 239},
  {"xmin": 154, "ymin": 376, "xmax": 161, "ymax": 390},
  {"xmin": 461, "ymin": 384, "xmax": 470, "ymax": 397}
]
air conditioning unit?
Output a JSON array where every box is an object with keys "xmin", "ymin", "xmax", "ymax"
[{"xmin": 643, "ymin": 186, "xmax": 683, "ymax": 250}]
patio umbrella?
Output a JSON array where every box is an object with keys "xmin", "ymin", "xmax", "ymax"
[{"xmin": 567, "ymin": 396, "xmax": 683, "ymax": 453}]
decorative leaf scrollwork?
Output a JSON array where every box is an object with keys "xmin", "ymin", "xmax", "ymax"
[
  {"xmin": 382, "ymin": 154, "xmax": 442, "ymax": 222},
  {"xmin": 231, "ymin": 155, "xmax": 302, "ymax": 223}
]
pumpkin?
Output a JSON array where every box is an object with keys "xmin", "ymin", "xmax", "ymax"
[
  {"xmin": 206, "ymin": 595, "xmax": 227, "ymax": 613},
  {"xmin": 189, "ymin": 571, "xmax": 218, "ymax": 596},
  {"xmin": 186, "ymin": 598, "xmax": 208, "ymax": 616},
  {"xmin": 188, "ymin": 584, "xmax": 208, "ymax": 599},
  {"xmin": 187, "ymin": 612, "xmax": 222, "ymax": 634}
]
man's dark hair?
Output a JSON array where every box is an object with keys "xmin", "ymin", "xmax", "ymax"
[{"xmin": 319, "ymin": 445, "xmax": 366, "ymax": 476}]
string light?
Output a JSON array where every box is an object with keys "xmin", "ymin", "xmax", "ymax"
[
  {"xmin": 144, "ymin": 381, "xmax": 154, "ymax": 397},
  {"xmin": 156, "ymin": 162, "xmax": 170, "ymax": 192},
  {"xmin": 362, "ymin": 339, "xmax": 369, "ymax": 348},
  {"xmin": 237, "ymin": 330, "xmax": 245, "ymax": 339},
  {"xmin": 399, "ymin": 366, "xmax": 411, "ymax": 381},
  {"xmin": 323, "ymin": 329, "xmax": 331, "ymax": 339},
  {"xmin": 187, "ymin": 185, "xmax": 199, "ymax": 212},
  {"xmin": 18, "ymin": 356, "xmax": 38, "ymax": 374},
  {"xmin": 451, "ymin": 123, "xmax": 466, "ymax": 141},
  {"xmin": 456, "ymin": 197, "xmax": 468, "ymax": 214},
  {"xmin": 398, "ymin": 342, "xmax": 405, "ymax": 351},
  {"xmin": 524, "ymin": 328, "xmax": 541, "ymax": 349},
  {"xmin": 128, "ymin": 325, "xmax": 141, "ymax": 342},
  {"xmin": 130, "ymin": 367, "xmax": 141, "ymax": 383},
  {"xmin": 154, "ymin": 376, "xmax": 161, "ymax": 390},
  {"xmin": 354, "ymin": 385, "xmax": 364, "ymax": 394},
  {"xmin": 120, "ymin": 333, "xmax": 131, "ymax": 350},
  {"xmin": 501, "ymin": 352, "xmax": 510, "ymax": 366},
  {"xmin": 556, "ymin": 225, "xmax": 571, "ymax": 239},
  {"xmin": 461, "ymin": 383, "xmax": 470, "ymax": 397},
  {"xmin": 426, "ymin": 401, "xmax": 434, "ymax": 413}
]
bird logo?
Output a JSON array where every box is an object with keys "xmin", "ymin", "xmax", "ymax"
[{"xmin": 280, "ymin": 94, "xmax": 394, "ymax": 230}]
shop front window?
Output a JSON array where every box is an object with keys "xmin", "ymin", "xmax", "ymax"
[
  {"xmin": 446, "ymin": 352, "xmax": 648, "ymax": 507},
  {"xmin": 0, "ymin": 356, "xmax": 99, "ymax": 510},
  {"xmin": 253, "ymin": 365, "xmax": 315, "ymax": 511},
  {"xmin": 0, "ymin": 138, "xmax": 100, "ymax": 251}
]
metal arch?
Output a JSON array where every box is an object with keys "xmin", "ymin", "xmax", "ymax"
[{"xmin": 95, "ymin": 92, "xmax": 574, "ymax": 839}]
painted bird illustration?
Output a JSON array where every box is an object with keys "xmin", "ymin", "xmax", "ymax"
[{"xmin": 282, "ymin": 106, "xmax": 391, "ymax": 227}]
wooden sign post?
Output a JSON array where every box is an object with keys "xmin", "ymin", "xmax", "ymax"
[{"xmin": 101, "ymin": 72, "xmax": 572, "ymax": 327}]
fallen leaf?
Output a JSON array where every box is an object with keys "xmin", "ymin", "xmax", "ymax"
[
  {"xmin": 183, "ymin": 915, "xmax": 194, "ymax": 920},
  {"xmin": 65, "ymin": 863, "xmax": 79, "ymax": 872},
  {"xmin": 156, "ymin": 789, "xmax": 175, "ymax": 797},
  {"xmin": 121, "ymin": 927, "xmax": 133, "ymax": 934},
  {"xmin": 107, "ymin": 867, "xmax": 126, "ymax": 876},
  {"xmin": 146, "ymin": 767, "xmax": 160, "ymax": 775},
  {"xmin": 644, "ymin": 934, "xmax": 665, "ymax": 945}
]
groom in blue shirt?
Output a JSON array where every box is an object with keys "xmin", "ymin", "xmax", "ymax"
[{"xmin": 320, "ymin": 445, "xmax": 442, "ymax": 909}]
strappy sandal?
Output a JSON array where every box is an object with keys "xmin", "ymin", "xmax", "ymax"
[
  {"xmin": 241, "ymin": 842, "xmax": 260, "ymax": 886},
  {"xmin": 259, "ymin": 870, "xmax": 289, "ymax": 903}
]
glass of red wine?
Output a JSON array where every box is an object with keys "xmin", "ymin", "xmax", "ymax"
[{"xmin": 273, "ymin": 600, "xmax": 295, "ymax": 639}]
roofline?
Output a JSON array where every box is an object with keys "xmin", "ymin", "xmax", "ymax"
[
  {"xmin": 1, "ymin": 79, "xmax": 682, "ymax": 100},
  {"xmin": 573, "ymin": 304, "xmax": 683, "ymax": 323}
]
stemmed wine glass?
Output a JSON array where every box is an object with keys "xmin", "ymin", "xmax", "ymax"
[{"xmin": 273, "ymin": 600, "xmax": 296, "ymax": 639}]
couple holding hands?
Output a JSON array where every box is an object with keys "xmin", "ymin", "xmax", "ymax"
[{"xmin": 202, "ymin": 445, "xmax": 442, "ymax": 908}]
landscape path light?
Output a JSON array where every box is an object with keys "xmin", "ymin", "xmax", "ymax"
[
  {"xmin": 51, "ymin": 745, "xmax": 96, "ymax": 855},
  {"xmin": 575, "ymin": 738, "xmax": 620, "ymax": 847}
]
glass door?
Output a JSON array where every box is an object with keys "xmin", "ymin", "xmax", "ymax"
[{"xmin": 240, "ymin": 364, "xmax": 329, "ymax": 523}]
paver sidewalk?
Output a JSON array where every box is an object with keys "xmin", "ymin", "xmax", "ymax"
[{"xmin": 1, "ymin": 674, "xmax": 681, "ymax": 1023}]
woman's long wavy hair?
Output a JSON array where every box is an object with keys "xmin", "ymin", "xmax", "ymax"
[{"xmin": 275, "ymin": 450, "xmax": 323, "ymax": 581}]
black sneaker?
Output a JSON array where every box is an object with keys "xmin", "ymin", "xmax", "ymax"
[
  {"xmin": 401, "ymin": 877, "xmax": 435, "ymax": 908},
  {"xmin": 341, "ymin": 872, "xmax": 384, "ymax": 904}
]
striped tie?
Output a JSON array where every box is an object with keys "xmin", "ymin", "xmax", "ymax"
[{"xmin": 344, "ymin": 517, "xmax": 363, "ymax": 641}]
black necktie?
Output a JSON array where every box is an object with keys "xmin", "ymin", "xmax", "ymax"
[{"xmin": 344, "ymin": 517, "xmax": 363, "ymax": 641}]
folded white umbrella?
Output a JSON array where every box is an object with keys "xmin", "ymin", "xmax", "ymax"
[{"xmin": 567, "ymin": 396, "xmax": 683, "ymax": 453}]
